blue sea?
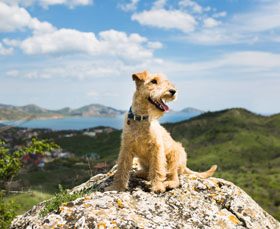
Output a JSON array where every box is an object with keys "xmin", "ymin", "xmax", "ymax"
[{"xmin": 0, "ymin": 112, "xmax": 200, "ymax": 130}]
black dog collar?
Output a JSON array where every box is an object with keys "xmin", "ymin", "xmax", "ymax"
[{"xmin": 127, "ymin": 107, "xmax": 149, "ymax": 123}]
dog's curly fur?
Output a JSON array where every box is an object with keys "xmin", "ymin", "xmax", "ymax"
[{"xmin": 108, "ymin": 71, "xmax": 217, "ymax": 193}]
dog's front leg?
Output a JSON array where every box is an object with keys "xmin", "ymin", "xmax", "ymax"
[
  {"xmin": 149, "ymin": 144, "xmax": 166, "ymax": 193},
  {"xmin": 107, "ymin": 144, "xmax": 133, "ymax": 191}
]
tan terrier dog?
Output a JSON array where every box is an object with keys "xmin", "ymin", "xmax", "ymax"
[{"xmin": 108, "ymin": 71, "xmax": 217, "ymax": 193}]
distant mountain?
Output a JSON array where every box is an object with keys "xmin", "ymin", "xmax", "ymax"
[
  {"xmin": 180, "ymin": 107, "xmax": 204, "ymax": 114},
  {"xmin": 70, "ymin": 104, "xmax": 124, "ymax": 117},
  {"xmin": 0, "ymin": 104, "xmax": 13, "ymax": 109},
  {"xmin": 20, "ymin": 104, "xmax": 50, "ymax": 114},
  {"xmin": 0, "ymin": 103, "xmax": 125, "ymax": 120},
  {"xmin": 56, "ymin": 107, "xmax": 72, "ymax": 115},
  {"xmin": 54, "ymin": 104, "xmax": 124, "ymax": 117},
  {"xmin": 0, "ymin": 104, "xmax": 45, "ymax": 121}
]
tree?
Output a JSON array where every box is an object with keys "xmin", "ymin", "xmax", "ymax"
[
  {"xmin": 0, "ymin": 138, "xmax": 59, "ymax": 187},
  {"xmin": 0, "ymin": 138, "xmax": 59, "ymax": 229}
]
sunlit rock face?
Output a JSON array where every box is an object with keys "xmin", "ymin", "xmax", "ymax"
[{"xmin": 11, "ymin": 165, "xmax": 279, "ymax": 229}]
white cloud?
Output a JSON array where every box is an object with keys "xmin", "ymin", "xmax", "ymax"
[
  {"xmin": 220, "ymin": 51, "xmax": 280, "ymax": 69},
  {"xmin": 152, "ymin": 0, "xmax": 166, "ymax": 9},
  {"xmin": 97, "ymin": 30, "xmax": 157, "ymax": 60},
  {"xmin": 30, "ymin": 18, "xmax": 56, "ymax": 34},
  {"xmin": 130, "ymin": 1, "xmax": 224, "ymax": 33},
  {"xmin": 40, "ymin": 0, "xmax": 92, "ymax": 8},
  {"xmin": 5, "ymin": 51, "xmax": 280, "ymax": 80},
  {"xmin": 128, "ymin": 0, "xmax": 280, "ymax": 45},
  {"xmin": 2, "ymin": 38, "xmax": 21, "ymax": 47},
  {"xmin": 0, "ymin": 2, "xmax": 55, "ymax": 33},
  {"xmin": 178, "ymin": 0, "xmax": 203, "ymax": 14},
  {"xmin": 0, "ymin": 2, "xmax": 32, "ymax": 32},
  {"xmin": 164, "ymin": 51, "xmax": 280, "ymax": 76},
  {"xmin": 232, "ymin": 2, "xmax": 280, "ymax": 33},
  {"xmin": 2, "ymin": 0, "xmax": 92, "ymax": 8},
  {"xmin": 183, "ymin": 29, "xmax": 240, "ymax": 45},
  {"xmin": 0, "ymin": 42, "xmax": 13, "ymax": 55},
  {"xmin": 132, "ymin": 9, "xmax": 196, "ymax": 33},
  {"xmin": 4, "ymin": 56, "xmax": 163, "ymax": 79},
  {"xmin": 87, "ymin": 90, "xmax": 118, "ymax": 97},
  {"xmin": 119, "ymin": 0, "xmax": 139, "ymax": 12},
  {"xmin": 6, "ymin": 70, "xmax": 19, "ymax": 77},
  {"xmin": 18, "ymin": 29, "xmax": 162, "ymax": 60},
  {"xmin": 87, "ymin": 91, "xmax": 98, "ymax": 97},
  {"xmin": 184, "ymin": 1, "xmax": 280, "ymax": 45},
  {"xmin": 3, "ymin": 51, "xmax": 280, "ymax": 114},
  {"xmin": 271, "ymin": 35, "xmax": 280, "ymax": 42},
  {"xmin": 212, "ymin": 11, "xmax": 227, "ymax": 18},
  {"xmin": 0, "ymin": 2, "xmax": 161, "ymax": 60},
  {"xmin": 203, "ymin": 17, "xmax": 220, "ymax": 28},
  {"xmin": 147, "ymin": 41, "xmax": 163, "ymax": 49},
  {"xmin": 20, "ymin": 29, "xmax": 99, "ymax": 55}
]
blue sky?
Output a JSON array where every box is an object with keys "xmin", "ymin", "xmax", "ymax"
[{"xmin": 0, "ymin": 0, "xmax": 280, "ymax": 113}]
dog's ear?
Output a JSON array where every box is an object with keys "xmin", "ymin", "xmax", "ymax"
[{"xmin": 132, "ymin": 71, "xmax": 148, "ymax": 82}]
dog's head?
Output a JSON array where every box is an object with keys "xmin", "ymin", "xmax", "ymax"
[{"xmin": 132, "ymin": 71, "xmax": 177, "ymax": 116}]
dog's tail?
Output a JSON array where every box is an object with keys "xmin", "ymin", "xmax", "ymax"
[{"xmin": 184, "ymin": 165, "xmax": 217, "ymax": 178}]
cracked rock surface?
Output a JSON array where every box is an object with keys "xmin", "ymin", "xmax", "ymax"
[{"xmin": 11, "ymin": 166, "xmax": 280, "ymax": 229}]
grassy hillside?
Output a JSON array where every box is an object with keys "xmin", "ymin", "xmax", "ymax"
[
  {"xmin": 41, "ymin": 129, "xmax": 121, "ymax": 161},
  {"xmin": 165, "ymin": 108, "xmax": 280, "ymax": 219},
  {"xmin": 6, "ymin": 108, "xmax": 280, "ymax": 220}
]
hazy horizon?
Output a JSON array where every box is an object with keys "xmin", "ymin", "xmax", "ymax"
[{"xmin": 0, "ymin": 101, "xmax": 278, "ymax": 116}]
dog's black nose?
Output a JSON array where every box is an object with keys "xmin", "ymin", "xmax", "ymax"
[{"xmin": 169, "ymin": 89, "xmax": 176, "ymax": 96}]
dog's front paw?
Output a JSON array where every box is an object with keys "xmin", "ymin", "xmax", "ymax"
[
  {"xmin": 151, "ymin": 182, "xmax": 166, "ymax": 193},
  {"xmin": 105, "ymin": 184, "xmax": 127, "ymax": 192},
  {"xmin": 164, "ymin": 180, "xmax": 180, "ymax": 190}
]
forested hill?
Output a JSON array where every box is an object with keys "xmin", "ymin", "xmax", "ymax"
[
  {"xmin": 0, "ymin": 103, "xmax": 125, "ymax": 120},
  {"xmin": 163, "ymin": 108, "xmax": 280, "ymax": 220}
]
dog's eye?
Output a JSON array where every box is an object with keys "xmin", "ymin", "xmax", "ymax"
[{"xmin": 150, "ymin": 79, "xmax": 157, "ymax": 84}]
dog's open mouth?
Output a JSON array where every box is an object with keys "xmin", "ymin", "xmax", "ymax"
[{"xmin": 148, "ymin": 97, "xmax": 169, "ymax": 112}]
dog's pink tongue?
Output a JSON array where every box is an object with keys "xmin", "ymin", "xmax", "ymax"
[{"xmin": 163, "ymin": 104, "xmax": 169, "ymax": 112}]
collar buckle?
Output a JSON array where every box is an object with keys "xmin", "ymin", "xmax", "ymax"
[{"xmin": 128, "ymin": 106, "xmax": 148, "ymax": 122}]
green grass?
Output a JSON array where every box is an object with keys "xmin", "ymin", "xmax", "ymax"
[
  {"xmin": 40, "ymin": 185, "xmax": 82, "ymax": 217},
  {"xmin": 18, "ymin": 158, "xmax": 94, "ymax": 193},
  {"xmin": 5, "ymin": 191, "xmax": 53, "ymax": 215},
  {"xmin": 5, "ymin": 158, "xmax": 92, "ymax": 218}
]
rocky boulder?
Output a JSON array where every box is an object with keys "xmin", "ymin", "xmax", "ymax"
[{"xmin": 11, "ymin": 165, "xmax": 279, "ymax": 229}]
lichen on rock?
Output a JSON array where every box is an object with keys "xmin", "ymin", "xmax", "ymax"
[{"xmin": 11, "ymin": 165, "xmax": 280, "ymax": 229}]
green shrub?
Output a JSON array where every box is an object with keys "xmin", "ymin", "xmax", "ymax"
[
  {"xmin": 0, "ymin": 138, "xmax": 59, "ymax": 186},
  {"xmin": 0, "ymin": 191, "xmax": 18, "ymax": 229},
  {"xmin": 0, "ymin": 138, "xmax": 59, "ymax": 227},
  {"xmin": 40, "ymin": 185, "xmax": 82, "ymax": 217}
]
